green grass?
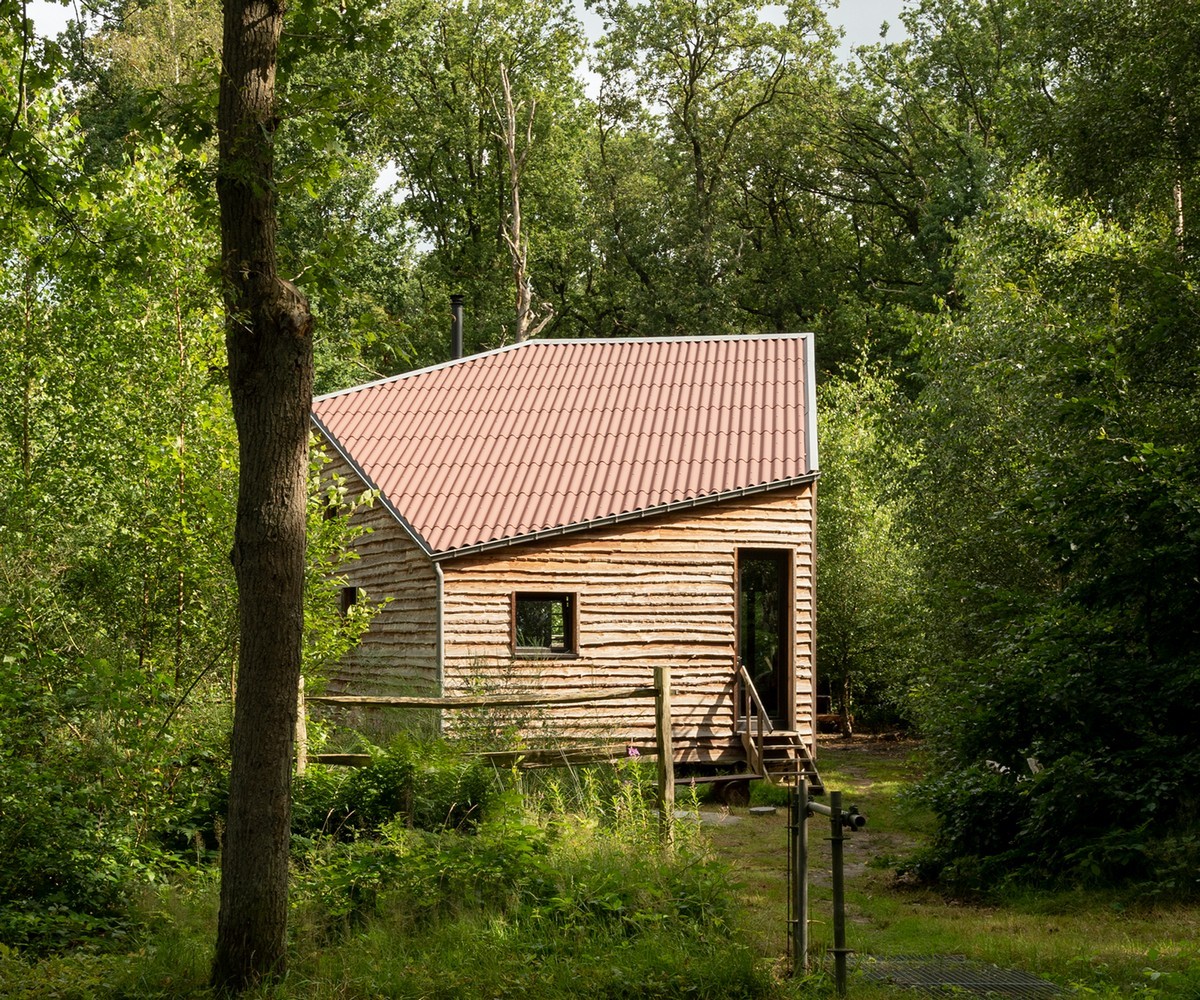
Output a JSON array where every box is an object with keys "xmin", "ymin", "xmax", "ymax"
[
  {"xmin": 0, "ymin": 765, "xmax": 769, "ymax": 1000},
  {"xmin": 3, "ymin": 742, "xmax": 1200, "ymax": 998},
  {"xmin": 708, "ymin": 737, "xmax": 1200, "ymax": 998}
]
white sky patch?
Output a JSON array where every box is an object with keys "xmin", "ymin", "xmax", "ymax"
[
  {"xmin": 834, "ymin": 0, "xmax": 907, "ymax": 55},
  {"xmin": 568, "ymin": 0, "xmax": 907, "ymax": 98},
  {"xmin": 27, "ymin": 0, "xmax": 89, "ymax": 38}
]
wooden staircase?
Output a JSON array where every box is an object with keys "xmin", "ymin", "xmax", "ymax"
[
  {"xmin": 741, "ymin": 725, "xmax": 824, "ymax": 794},
  {"xmin": 734, "ymin": 665, "xmax": 825, "ymax": 795}
]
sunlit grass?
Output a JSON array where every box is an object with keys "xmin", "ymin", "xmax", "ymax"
[
  {"xmin": 4, "ymin": 740, "xmax": 1200, "ymax": 998},
  {"xmin": 707, "ymin": 737, "xmax": 1200, "ymax": 998}
]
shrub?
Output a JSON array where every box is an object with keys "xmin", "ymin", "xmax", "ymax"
[
  {"xmin": 0, "ymin": 639, "xmax": 232, "ymax": 953},
  {"xmin": 292, "ymin": 735, "xmax": 496, "ymax": 838}
]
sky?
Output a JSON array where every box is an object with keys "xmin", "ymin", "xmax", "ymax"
[
  {"xmin": 27, "ymin": 0, "xmax": 78, "ymax": 37},
  {"xmin": 835, "ymin": 0, "xmax": 908, "ymax": 53}
]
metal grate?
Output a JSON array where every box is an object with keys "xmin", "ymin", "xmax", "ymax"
[{"xmin": 855, "ymin": 954, "xmax": 1061, "ymax": 998}]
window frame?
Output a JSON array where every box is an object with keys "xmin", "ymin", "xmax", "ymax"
[{"xmin": 511, "ymin": 591, "xmax": 578, "ymax": 658}]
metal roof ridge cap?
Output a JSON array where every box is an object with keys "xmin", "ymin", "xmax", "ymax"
[
  {"xmin": 520, "ymin": 332, "xmax": 813, "ymax": 348},
  {"xmin": 313, "ymin": 341, "xmax": 535, "ymax": 402},
  {"xmin": 430, "ymin": 470, "xmax": 820, "ymax": 562},
  {"xmin": 313, "ymin": 333, "xmax": 816, "ymax": 402},
  {"xmin": 309, "ymin": 413, "xmax": 437, "ymax": 559}
]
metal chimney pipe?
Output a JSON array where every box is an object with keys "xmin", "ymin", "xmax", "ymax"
[{"xmin": 450, "ymin": 293, "xmax": 464, "ymax": 359}]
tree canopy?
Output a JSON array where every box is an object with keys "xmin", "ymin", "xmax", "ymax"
[{"xmin": 1, "ymin": 0, "xmax": 1198, "ymax": 963}]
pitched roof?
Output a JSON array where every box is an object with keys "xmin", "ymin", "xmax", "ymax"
[{"xmin": 312, "ymin": 334, "xmax": 818, "ymax": 559}]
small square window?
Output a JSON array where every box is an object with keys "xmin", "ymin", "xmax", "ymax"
[{"xmin": 513, "ymin": 592, "xmax": 576, "ymax": 655}]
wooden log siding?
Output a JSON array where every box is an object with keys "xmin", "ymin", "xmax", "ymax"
[
  {"xmin": 439, "ymin": 484, "xmax": 816, "ymax": 764},
  {"xmin": 316, "ymin": 447, "xmax": 440, "ymax": 698}
]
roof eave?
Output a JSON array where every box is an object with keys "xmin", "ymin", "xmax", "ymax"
[
  {"xmin": 310, "ymin": 414, "xmax": 437, "ymax": 560},
  {"xmin": 430, "ymin": 471, "xmax": 820, "ymax": 563}
]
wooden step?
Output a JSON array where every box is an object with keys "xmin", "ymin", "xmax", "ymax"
[{"xmin": 739, "ymin": 727, "xmax": 825, "ymax": 795}]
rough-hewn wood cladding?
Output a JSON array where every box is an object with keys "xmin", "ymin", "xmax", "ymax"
[
  {"xmin": 440, "ymin": 485, "xmax": 816, "ymax": 762},
  {"xmin": 317, "ymin": 448, "xmax": 440, "ymax": 698}
]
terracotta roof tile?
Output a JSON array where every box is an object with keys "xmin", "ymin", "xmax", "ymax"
[{"xmin": 312, "ymin": 335, "xmax": 818, "ymax": 557}]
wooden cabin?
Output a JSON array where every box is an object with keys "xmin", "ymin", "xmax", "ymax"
[{"xmin": 311, "ymin": 335, "xmax": 821, "ymax": 785}]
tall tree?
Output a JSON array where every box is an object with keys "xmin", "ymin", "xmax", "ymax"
[
  {"xmin": 907, "ymin": 171, "xmax": 1200, "ymax": 884},
  {"xmin": 586, "ymin": 0, "xmax": 839, "ymax": 337},
  {"xmin": 374, "ymin": 0, "xmax": 588, "ymax": 355},
  {"xmin": 211, "ymin": 0, "xmax": 313, "ymax": 989},
  {"xmin": 816, "ymin": 369, "xmax": 924, "ymax": 732}
]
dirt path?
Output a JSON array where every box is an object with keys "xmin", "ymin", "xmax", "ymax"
[{"xmin": 700, "ymin": 735, "xmax": 928, "ymax": 959}]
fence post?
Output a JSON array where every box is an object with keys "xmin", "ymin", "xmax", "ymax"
[{"xmin": 655, "ymin": 665, "xmax": 675, "ymax": 846}]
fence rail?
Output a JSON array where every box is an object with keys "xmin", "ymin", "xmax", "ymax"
[
  {"xmin": 301, "ymin": 670, "xmax": 676, "ymax": 844},
  {"xmin": 306, "ymin": 686, "xmax": 656, "ymax": 710}
]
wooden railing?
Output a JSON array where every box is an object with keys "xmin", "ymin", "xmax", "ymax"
[
  {"xmin": 733, "ymin": 663, "xmax": 775, "ymax": 777},
  {"xmin": 304, "ymin": 669, "xmax": 678, "ymax": 845}
]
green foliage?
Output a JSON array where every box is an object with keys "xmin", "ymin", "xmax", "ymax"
[
  {"xmin": 292, "ymin": 737, "xmax": 496, "ymax": 839},
  {"xmin": 0, "ymin": 633, "xmax": 232, "ymax": 953},
  {"xmin": 907, "ymin": 171, "xmax": 1200, "ymax": 889},
  {"xmin": 289, "ymin": 759, "xmax": 745, "ymax": 995},
  {"xmin": 586, "ymin": 0, "xmax": 845, "ymax": 339},
  {"xmin": 816, "ymin": 367, "xmax": 926, "ymax": 729},
  {"xmin": 304, "ymin": 446, "xmax": 385, "ymax": 681},
  {"xmin": 368, "ymin": 0, "xmax": 590, "ymax": 354}
]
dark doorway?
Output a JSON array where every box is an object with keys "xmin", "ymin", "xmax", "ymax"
[{"xmin": 738, "ymin": 549, "xmax": 791, "ymax": 727}]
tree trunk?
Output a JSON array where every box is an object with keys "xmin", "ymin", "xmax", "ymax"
[
  {"xmin": 211, "ymin": 0, "xmax": 313, "ymax": 991},
  {"xmin": 494, "ymin": 62, "xmax": 552, "ymax": 342}
]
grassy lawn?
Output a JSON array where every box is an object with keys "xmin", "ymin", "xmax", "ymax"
[
  {"xmin": 3, "ymin": 739, "xmax": 1199, "ymax": 998},
  {"xmin": 705, "ymin": 736, "xmax": 1200, "ymax": 998}
]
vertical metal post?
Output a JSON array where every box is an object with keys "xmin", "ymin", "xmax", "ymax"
[
  {"xmin": 789, "ymin": 780, "xmax": 809, "ymax": 974},
  {"xmin": 830, "ymin": 790, "xmax": 847, "ymax": 996},
  {"xmin": 787, "ymin": 786, "xmax": 796, "ymax": 971}
]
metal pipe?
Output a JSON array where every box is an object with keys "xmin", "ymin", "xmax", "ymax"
[
  {"xmin": 800, "ymin": 782, "xmax": 809, "ymax": 971},
  {"xmin": 809, "ymin": 800, "xmax": 867, "ymax": 829},
  {"xmin": 450, "ymin": 293, "xmax": 464, "ymax": 359},
  {"xmin": 790, "ymin": 781, "xmax": 809, "ymax": 975},
  {"xmin": 830, "ymin": 790, "xmax": 848, "ymax": 996}
]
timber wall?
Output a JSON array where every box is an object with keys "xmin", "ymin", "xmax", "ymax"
[
  {"xmin": 317, "ymin": 447, "xmax": 440, "ymax": 701},
  {"xmin": 439, "ymin": 484, "xmax": 816, "ymax": 763}
]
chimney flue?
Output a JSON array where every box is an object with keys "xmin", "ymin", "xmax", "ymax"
[{"xmin": 450, "ymin": 293, "xmax": 464, "ymax": 360}]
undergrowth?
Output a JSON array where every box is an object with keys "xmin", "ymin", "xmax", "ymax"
[{"xmin": 0, "ymin": 743, "xmax": 772, "ymax": 1000}]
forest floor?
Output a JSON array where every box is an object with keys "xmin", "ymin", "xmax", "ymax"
[{"xmin": 702, "ymin": 735, "xmax": 1200, "ymax": 998}]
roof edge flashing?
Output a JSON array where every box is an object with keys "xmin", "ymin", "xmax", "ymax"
[
  {"xmin": 310, "ymin": 415, "xmax": 436, "ymax": 559},
  {"xmin": 803, "ymin": 331, "xmax": 820, "ymax": 474}
]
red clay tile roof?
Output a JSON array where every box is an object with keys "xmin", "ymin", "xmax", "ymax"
[{"xmin": 312, "ymin": 335, "xmax": 818, "ymax": 558}]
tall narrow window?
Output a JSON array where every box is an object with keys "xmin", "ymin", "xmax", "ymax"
[
  {"xmin": 513, "ymin": 592, "xmax": 576, "ymax": 655},
  {"xmin": 339, "ymin": 586, "xmax": 359, "ymax": 617}
]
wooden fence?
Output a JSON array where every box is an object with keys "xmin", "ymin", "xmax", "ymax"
[{"xmin": 301, "ymin": 666, "xmax": 678, "ymax": 844}]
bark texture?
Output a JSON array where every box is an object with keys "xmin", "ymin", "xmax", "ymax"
[{"xmin": 211, "ymin": 0, "xmax": 313, "ymax": 991}]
